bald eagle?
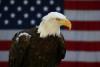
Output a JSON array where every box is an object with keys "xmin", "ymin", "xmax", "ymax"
[{"xmin": 9, "ymin": 12, "xmax": 72, "ymax": 67}]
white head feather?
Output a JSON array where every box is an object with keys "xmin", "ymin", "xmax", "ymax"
[
  {"xmin": 37, "ymin": 12, "xmax": 71, "ymax": 38},
  {"xmin": 42, "ymin": 12, "xmax": 66, "ymax": 20}
]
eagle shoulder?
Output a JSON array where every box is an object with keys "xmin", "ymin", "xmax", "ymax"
[
  {"xmin": 12, "ymin": 31, "xmax": 32, "ymax": 48},
  {"xmin": 16, "ymin": 32, "xmax": 31, "ymax": 42}
]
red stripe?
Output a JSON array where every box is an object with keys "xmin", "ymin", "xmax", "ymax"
[
  {"xmin": 65, "ymin": 41, "xmax": 100, "ymax": 51},
  {"xmin": 64, "ymin": 1, "xmax": 100, "ymax": 10},
  {"xmin": 59, "ymin": 61, "xmax": 100, "ymax": 67},
  {"xmin": 1, "ymin": 62, "xmax": 100, "ymax": 67},
  {"xmin": 71, "ymin": 21, "xmax": 100, "ymax": 30},
  {"xmin": 0, "ymin": 62, "xmax": 8, "ymax": 67},
  {"xmin": 64, "ymin": 0, "xmax": 100, "ymax": 1},
  {"xmin": 1, "ymin": 41, "xmax": 100, "ymax": 51},
  {"xmin": 0, "ymin": 41, "xmax": 11, "ymax": 51}
]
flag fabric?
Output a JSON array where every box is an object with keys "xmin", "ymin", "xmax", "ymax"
[
  {"xmin": 59, "ymin": 0, "xmax": 100, "ymax": 67},
  {"xmin": 0, "ymin": 0, "xmax": 63, "ymax": 29},
  {"xmin": 0, "ymin": 0, "xmax": 100, "ymax": 67}
]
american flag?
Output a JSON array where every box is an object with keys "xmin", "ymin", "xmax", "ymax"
[{"xmin": 0, "ymin": 0, "xmax": 100, "ymax": 67}]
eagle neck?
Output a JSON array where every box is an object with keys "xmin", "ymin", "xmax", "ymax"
[{"xmin": 37, "ymin": 21, "xmax": 60, "ymax": 38}]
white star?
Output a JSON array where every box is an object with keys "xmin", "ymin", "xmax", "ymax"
[
  {"xmin": 30, "ymin": 20, "xmax": 35, "ymax": 25},
  {"xmin": 56, "ymin": 6, "xmax": 61, "ymax": 11},
  {"xmin": 0, "ymin": 13, "xmax": 2, "ymax": 18},
  {"xmin": 4, "ymin": 19, "xmax": 9, "ymax": 25},
  {"xmin": 18, "ymin": 20, "xmax": 22, "ymax": 25},
  {"xmin": 50, "ymin": 0, "xmax": 54, "ymax": 5},
  {"xmin": 30, "ymin": 6, "xmax": 35, "ymax": 11},
  {"xmin": 10, "ymin": 13, "xmax": 15, "ymax": 18},
  {"xmin": 37, "ymin": 13, "xmax": 42, "ymax": 18},
  {"xmin": 4, "ymin": 6, "xmax": 8, "ymax": 11},
  {"xmin": 36, "ymin": 0, "xmax": 41, "ymax": 5},
  {"xmin": 24, "ymin": 13, "xmax": 29, "ymax": 18},
  {"xmin": 10, "ymin": 0, "xmax": 15, "ymax": 5},
  {"xmin": 43, "ymin": 6, "xmax": 48, "ymax": 11},
  {"xmin": 23, "ymin": 0, "xmax": 28, "ymax": 5},
  {"xmin": 17, "ymin": 6, "xmax": 22, "ymax": 11}
]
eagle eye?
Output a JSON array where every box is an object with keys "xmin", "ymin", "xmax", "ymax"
[{"xmin": 56, "ymin": 18, "xmax": 61, "ymax": 21}]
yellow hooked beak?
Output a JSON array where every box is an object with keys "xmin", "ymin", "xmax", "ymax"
[{"xmin": 59, "ymin": 19, "xmax": 72, "ymax": 30}]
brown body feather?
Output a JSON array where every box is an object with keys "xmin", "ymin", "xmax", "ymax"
[{"xmin": 9, "ymin": 27, "xmax": 66, "ymax": 67}]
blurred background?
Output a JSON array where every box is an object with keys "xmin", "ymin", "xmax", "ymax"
[{"xmin": 0, "ymin": 0, "xmax": 100, "ymax": 67}]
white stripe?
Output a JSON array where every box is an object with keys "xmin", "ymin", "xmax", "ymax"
[
  {"xmin": 64, "ymin": 10, "xmax": 100, "ymax": 21},
  {"xmin": 0, "ymin": 30, "xmax": 21, "ymax": 40},
  {"xmin": 1, "ymin": 30, "xmax": 100, "ymax": 41},
  {"xmin": 63, "ymin": 51, "xmax": 100, "ymax": 62},
  {"xmin": 0, "ymin": 51, "xmax": 9, "ymax": 61},
  {"xmin": 61, "ymin": 30, "xmax": 100, "ymax": 41},
  {"xmin": 1, "ymin": 51, "xmax": 100, "ymax": 62}
]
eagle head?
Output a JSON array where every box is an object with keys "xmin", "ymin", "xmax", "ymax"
[{"xmin": 38, "ymin": 12, "xmax": 72, "ymax": 38}]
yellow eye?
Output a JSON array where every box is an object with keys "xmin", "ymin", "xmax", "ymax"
[{"xmin": 56, "ymin": 18, "xmax": 61, "ymax": 21}]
